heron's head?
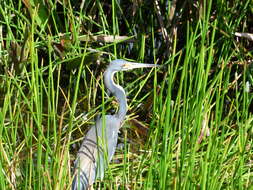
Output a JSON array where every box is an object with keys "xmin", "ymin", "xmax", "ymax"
[{"xmin": 108, "ymin": 59, "xmax": 158, "ymax": 72}]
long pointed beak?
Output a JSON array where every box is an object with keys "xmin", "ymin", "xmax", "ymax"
[{"xmin": 123, "ymin": 62, "xmax": 159, "ymax": 70}]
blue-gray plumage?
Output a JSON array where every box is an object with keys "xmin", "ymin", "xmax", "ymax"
[{"xmin": 72, "ymin": 59, "xmax": 158, "ymax": 190}]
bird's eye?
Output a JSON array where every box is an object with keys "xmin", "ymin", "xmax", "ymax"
[{"xmin": 122, "ymin": 64, "xmax": 127, "ymax": 68}]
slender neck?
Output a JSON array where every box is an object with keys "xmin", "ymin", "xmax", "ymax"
[{"xmin": 104, "ymin": 69, "xmax": 127, "ymax": 122}]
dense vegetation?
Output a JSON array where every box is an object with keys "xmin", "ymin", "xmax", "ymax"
[{"xmin": 0, "ymin": 0, "xmax": 253, "ymax": 189}]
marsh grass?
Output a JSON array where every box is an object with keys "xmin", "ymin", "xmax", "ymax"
[{"xmin": 0, "ymin": 0, "xmax": 253, "ymax": 189}]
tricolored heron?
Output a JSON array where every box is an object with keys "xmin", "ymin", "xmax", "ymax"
[{"xmin": 72, "ymin": 59, "xmax": 158, "ymax": 190}]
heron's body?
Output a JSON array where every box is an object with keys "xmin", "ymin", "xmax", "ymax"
[
  {"xmin": 72, "ymin": 59, "xmax": 157, "ymax": 190},
  {"xmin": 72, "ymin": 115, "xmax": 121, "ymax": 190}
]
